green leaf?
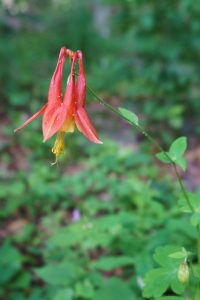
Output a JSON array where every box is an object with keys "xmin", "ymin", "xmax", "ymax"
[
  {"xmin": 176, "ymin": 156, "xmax": 187, "ymax": 172},
  {"xmin": 11, "ymin": 272, "xmax": 31, "ymax": 289},
  {"xmin": 93, "ymin": 256, "xmax": 134, "ymax": 271},
  {"xmin": 47, "ymin": 225, "xmax": 84, "ymax": 248},
  {"xmin": 169, "ymin": 137, "xmax": 187, "ymax": 161},
  {"xmin": 191, "ymin": 212, "xmax": 200, "ymax": 227},
  {"xmin": 53, "ymin": 288, "xmax": 74, "ymax": 300},
  {"xmin": 75, "ymin": 280, "xmax": 94, "ymax": 298},
  {"xmin": 35, "ymin": 262, "xmax": 79, "ymax": 286},
  {"xmin": 143, "ymin": 268, "xmax": 171, "ymax": 298},
  {"xmin": 143, "ymin": 246, "xmax": 185, "ymax": 298},
  {"xmin": 0, "ymin": 243, "xmax": 22, "ymax": 284},
  {"xmin": 168, "ymin": 252, "xmax": 186, "ymax": 259},
  {"xmin": 93, "ymin": 278, "xmax": 135, "ymax": 300},
  {"xmin": 168, "ymin": 248, "xmax": 188, "ymax": 259},
  {"xmin": 119, "ymin": 107, "xmax": 139, "ymax": 125},
  {"xmin": 156, "ymin": 152, "xmax": 171, "ymax": 163},
  {"xmin": 156, "ymin": 137, "xmax": 187, "ymax": 170},
  {"xmin": 153, "ymin": 246, "xmax": 183, "ymax": 268}
]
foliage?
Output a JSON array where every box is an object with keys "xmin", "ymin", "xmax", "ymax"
[
  {"xmin": 1, "ymin": 0, "xmax": 200, "ymax": 300},
  {"xmin": 156, "ymin": 137, "xmax": 187, "ymax": 171},
  {"xmin": 0, "ymin": 134, "xmax": 198, "ymax": 299},
  {"xmin": 143, "ymin": 246, "xmax": 185, "ymax": 298},
  {"xmin": 118, "ymin": 107, "xmax": 139, "ymax": 126}
]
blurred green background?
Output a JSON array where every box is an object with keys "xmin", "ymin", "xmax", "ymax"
[{"xmin": 1, "ymin": 0, "xmax": 200, "ymax": 299}]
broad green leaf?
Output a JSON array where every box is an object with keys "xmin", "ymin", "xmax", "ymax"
[
  {"xmin": 11, "ymin": 272, "xmax": 31, "ymax": 289},
  {"xmin": 169, "ymin": 137, "xmax": 187, "ymax": 161},
  {"xmin": 93, "ymin": 256, "xmax": 134, "ymax": 271},
  {"xmin": 143, "ymin": 266, "xmax": 184, "ymax": 298},
  {"xmin": 53, "ymin": 288, "xmax": 74, "ymax": 300},
  {"xmin": 143, "ymin": 246, "xmax": 185, "ymax": 298},
  {"xmin": 171, "ymin": 276, "xmax": 186, "ymax": 294},
  {"xmin": 75, "ymin": 280, "xmax": 94, "ymax": 298},
  {"xmin": 35, "ymin": 262, "xmax": 79, "ymax": 286},
  {"xmin": 93, "ymin": 278, "xmax": 135, "ymax": 300},
  {"xmin": 143, "ymin": 268, "xmax": 170, "ymax": 298},
  {"xmin": 47, "ymin": 225, "xmax": 85, "ymax": 248},
  {"xmin": 156, "ymin": 137, "xmax": 187, "ymax": 171},
  {"xmin": 0, "ymin": 243, "xmax": 22, "ymax": 284},
  {"xmin": 153, "ymin": 246, "xmax": 183, "ymax": 268},
  {"xmin": 156, "ymin": 152, "xmax": 171, "ymax": 163},
  {"xmin": 119, "ymin": 107, "xmax": 139, "ymax": 125}
]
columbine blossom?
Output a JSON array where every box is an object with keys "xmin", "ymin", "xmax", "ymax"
[{"xmin": 15, "ymin": 47, "xmax": 102, "ymax": 162}]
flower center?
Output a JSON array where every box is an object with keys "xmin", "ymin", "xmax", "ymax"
[{"xmin": 51, "ymin": 131, "xmax": 65, "ymax": 164}]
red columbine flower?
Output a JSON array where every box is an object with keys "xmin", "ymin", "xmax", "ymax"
[
  {"xmin": 15, "ymin": 47, "xmax": 102, "ymax": 162},
  {"xmin": 51, "ymin": 50, "xmax": 102, "ymax": 161}
]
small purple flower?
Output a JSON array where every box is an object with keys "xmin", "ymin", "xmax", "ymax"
[{"xmin": 71, "ymin": 209, "xmax": 81, "ymax": 222}]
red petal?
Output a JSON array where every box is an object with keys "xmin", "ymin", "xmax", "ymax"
[
  {"xmin": 42, "ymin": 104, "xmax": 67, "ymax": 142},
  {"xmin": 63, "ymin": 53, "xmax": 77, "ymax": 109},
  {"xmin": 75, "ymin": 107, "xmax": 102, "ymax": 144},
  {"xmin": 75, "ymin": 50, "xmax": 86, "ymax": 108},
  {"xmin": 14, "ymin": 103, "xmax": 47, "ymax": 132},
  {"xmin": 48, "ymin": 47, "xmax": 67, "ymax": 107}
]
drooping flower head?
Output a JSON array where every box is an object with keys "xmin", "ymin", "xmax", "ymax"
[{"xmin": 15, "ymin": 47, "xmax": 102, "ymax": 163}]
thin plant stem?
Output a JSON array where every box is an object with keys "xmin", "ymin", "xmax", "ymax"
[
  {"xmin": 87, "ymin": 85, "xmax": 195, "ymax": 213},
  {"xmin": 173, "ymin": 164, "xmax": 195, "ymax": 213},
  {"xmin": 198, "ymin": 235, "xmax": 200, "ymax": 264}
]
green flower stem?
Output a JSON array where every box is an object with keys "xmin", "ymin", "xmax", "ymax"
[
  {"xmin": 87, "ymin": 86, "xmax": 195, "ymax": 214},
  {"xmin": 173, "ymin": 164, "xmax": 195, "ymax": 213},
  {"xmin": 198, "ymin": 235, "xmax": 200, "ymax": 264}
]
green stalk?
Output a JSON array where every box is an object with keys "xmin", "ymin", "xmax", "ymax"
[
  {"xmin": 87, "ymin": 85, "xmax": 195, "ymax": 213},
  {"xmin": 198, "ymin": 234, "xmax": 200, "ymax": 264}
]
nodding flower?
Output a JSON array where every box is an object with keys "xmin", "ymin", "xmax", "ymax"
[{"xmin": 15, "ymin": 47, "xmax": 102, "ymax": 163}]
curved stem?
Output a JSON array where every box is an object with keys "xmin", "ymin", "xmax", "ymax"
[
  {"xmin": 197, "ymin": 235, "xmax": 200, "ymax": 264},
  {"xmin": 87, "ymin": 86, "xmax": 195, "ymax": 213},
  {"xmin": 173, "ymin": 163, "xmax": 195, "ymax": 213}
]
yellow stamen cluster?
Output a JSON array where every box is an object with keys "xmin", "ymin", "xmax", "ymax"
[{"xmin": 51, "ymin": 131, "xmax": 65, "ymax": 163}]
